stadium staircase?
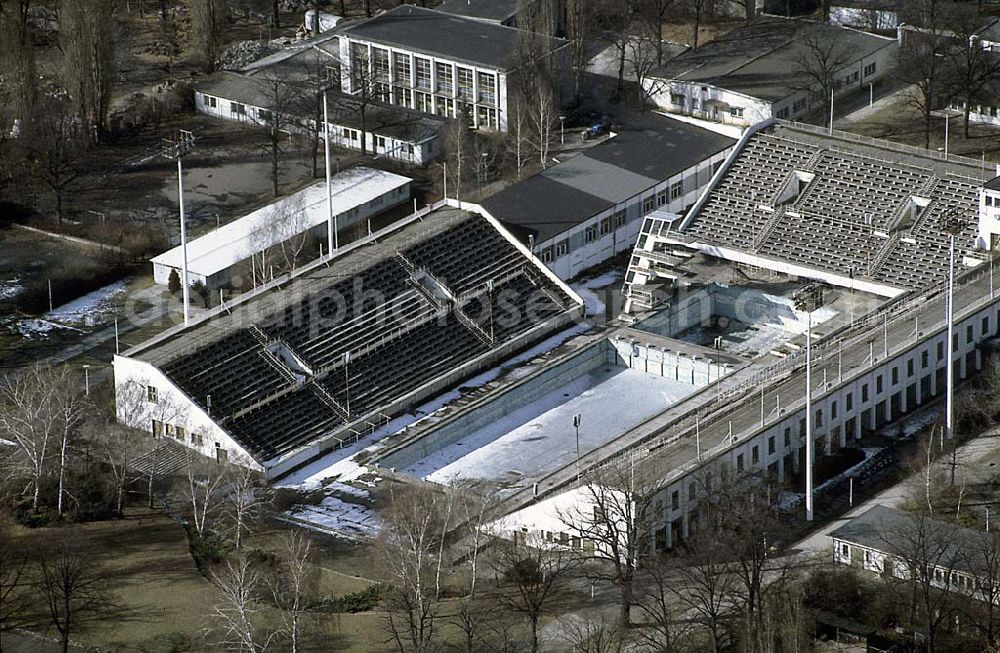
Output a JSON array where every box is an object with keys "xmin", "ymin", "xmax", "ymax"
[{"xmin": 130, "ymin": 439, "xmax": 191, "ymax": 477}]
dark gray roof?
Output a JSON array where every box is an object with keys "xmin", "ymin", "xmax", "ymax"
[
  {"xmin": 986, "ymin": 176, "xmax": 1000, "ymax": 191},
  {"xmin": 340, "ymin": 5, "xmax": 555, "ymax": 70},
  {"xmin": 829, "ymin": 504, "xmax": 985, "ymax": 574},
  {"xmin": 434, "ymin": 0, "xmax": 518, "ymax": 23},
  {"xmin": 481, "ymin": 113, "xmax": 734, "ymax": 242},
  {"xmin": 195, "ymin": 72, "xmax": 447, "ymax": 145},
  {"xmin": 483, "ymin": 175, "xmax": 613, "ymax": 243},
  {"xmin": 977, "ymin": 17, "xmax": 1000, "ymax": 42},
  {"xmin": 655, "ymin": 18, "xmax": 897, "ymax": 103}
]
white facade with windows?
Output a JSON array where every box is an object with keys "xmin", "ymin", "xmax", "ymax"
[
  {"xmin": 338, "ymin": 38, "xmax": 509, "ymax": 132},
  {"xmin": 529, "ymin": 151, "xmax": 732, "ymax": 280},
  {"xmin": 980, "ymin": 181, "xmax": 1000, "ymax": 251}
]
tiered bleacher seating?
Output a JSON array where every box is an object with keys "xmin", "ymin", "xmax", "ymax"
[
  {"xmin": 162, "ymin": 330, "xmax": 293, "ymax": 416},
  {"xmin": 681, "ymin": 127, "xmax": 982, "ymax": 291},
  {"xmin": 155, "ymin": 213, "xmax": 576, "ymax": 463}
]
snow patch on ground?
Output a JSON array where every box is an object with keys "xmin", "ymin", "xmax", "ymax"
[
  {"xmin": 15, "ymin": 280, "xmax": 128, "ymax": 338},
  {"xmin": 0, "ymin": 279, "xmax": 23, "ymax": 301},
  {"xmin": 570, "ymin": 271, "xmax": 621, "ymax": 318},
  {"xmin": 283, "ymin": 494, "xmax": 380, "ymax": 542}
]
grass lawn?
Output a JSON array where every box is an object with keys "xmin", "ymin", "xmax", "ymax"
[
  {"xmin": 9, "ymin": 506, "xmax": 215, "ymax": 652},
  {"xmin": 845, "ymin": 96, "xmax": 1000, "ymax": 165}
]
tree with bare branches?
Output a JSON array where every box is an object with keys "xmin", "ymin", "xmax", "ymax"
[
  {"xmin": 378, "ymin": 485, "xmax": 447, "ymax": 653},
  {"xmin": 560, "ymin": 458, "xmax": 656, "ymax": 627},
  {"xmin": 223, "ymin": 460, "xmax": 267, "ymax": 551},
  {"xmin": 269, "ymin": 531, "xmax": 317, "ymax": 653},
  {"xmin": 60, "ymin": 0, "xmax": 121, "ymax": 140},
  {"xmin": 191, "ymin": 0, "xmax": 227, "ymax": 73},
  {"xmin": 24, "ymin": 91, "xmax": 87, "ymax": 225},
  {"xmin": 209, "ymin": 555, "xmax": 279, "ymax": 652},
  {"xmin": 897, "ymin": 24, "xmax": 956, "ymax": 149},
  {"xmin": 492, "ymin": 532, "xmax": 578, "ymax": 653},
  {"xmin": 37, "ymin": 544, "xmax": 116, "ymax": 653},
  {"xmin": 791, "ymin": 32, "xmax": 855, "ymax": 123},
  {"xmin": 0, "ymin": 366, "xmax": 86, "ymax": 513},
  {"xmin": 961, "ymin": 530, "xmax": 1000, "ymax": 647}
]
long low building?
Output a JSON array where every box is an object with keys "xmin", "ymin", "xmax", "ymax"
[
  {"xmin": 118, "ymin": 204, "xmax": 584, "ymax": 477},
  {"xmin": 480, "ymin": 113, "xmax": 735, "ymax": 279},
  {"xmin": 645, "ymin": 17, "xmax": 898, "ymax": 126},
  {"xmin": 151, "ymin": 167, "xmax": 411, "ymax": 292}
]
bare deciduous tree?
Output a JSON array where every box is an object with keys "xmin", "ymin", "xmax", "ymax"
[
  {"xmin": 191, "ymin": 0, "xmax": 227, "ymax": 73},
  {"xmin": 791, "ymin": 32, "xmax": 855, "ymax": 123},
  {"xmin": 897, "ymin": 24, "xmax": 955, "ymax": 149},
  {"xmin": 379, "ymin": 485, "xmax": 447, "ymax": 653},
  {"xmin": 37, "ymin": 545, "xmax": 116, "ymax": 653},
  {"xmin": 560, "ymin": 613, "xmax": 629, "ymax": 653},
  {"xmin": 210, "ymin": 555, "xmax": 278, "ymax": 652},
  {"xmin": 0, "ymin": 516, "xmax": 30, "ymax": 633},
  {"xmin": 24, "ymin": 91, "xmax": 87, "ymax": 225},
  {"xmin": 60, "ymin": 0, "xmax": 121, "ymax": 139},
  {"xmin": 185, "ymin": 457, "xmax": 228, "ymax": 540},
  {"xmin": 492, "ymin": 531, "xmax": 578, "ymax": 653},
  {"xmin": 223, "ymin": 459, "xmax": 267, "ymax": 551},
  {"xmin": 269, "ymin": 530, "xmax": 317, "ymax": 653},
  {"xmin": 252, "ymin": 74, "xmax": 306, "ymax": 198},
  {"xmin": 0, "ymin": 366, "xmax": 86, "ymax": 513}
]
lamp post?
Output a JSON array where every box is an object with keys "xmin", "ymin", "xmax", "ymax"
[
  {"xmin": 794, "ymin": 283, "xmax": 826, "ymax": 522},
  {"xmin": 559, "ymin": 115, "xmax": 566, "ymax": 146},
  {"xmin": 573, "ymin": 413, "xmax": 582, "ymax": 481},
  {"xmin": 942, "ymin": 210, "xmax": 963, "ymax": 442},
  {"xmin": 83, "ymin": 365, "xmax": 90, "ymax": 396},
  {"xmin": 161, "ymin": 130, "xmax": 195, "ymax": 326},
  {"xmin": 323, "ymin": 92, "xmax": 338, "ymax": 254}
]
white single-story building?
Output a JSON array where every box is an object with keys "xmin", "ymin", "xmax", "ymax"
[
  {"xmin": 981, "ymin": 176, "xmax": 1000, "ymax": 252},
  {"xmin": 645, "ymin": 17, "xmax": 898, "ymax": 126},
  {"xmin": 151, "ymin": 166, "xmax": 411, "ymax": 291}
]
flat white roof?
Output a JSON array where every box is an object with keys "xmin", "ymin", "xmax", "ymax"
[{"xmin": 151, "ymin": 167, "xmax": 411, "ymax": 278}]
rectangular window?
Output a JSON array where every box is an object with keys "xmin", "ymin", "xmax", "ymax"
[
  {"xmin": 737, "ymin": 453, "xmax": 745, "ymax": 472},
  {"xmin": 670, "ymin": 93, "xmax": 685, "ymax": 106},
  {"xmin": 792, "ymin": 98, "xmax": 806, "ymax": 112},
  {"xmin": 540, "ymin": 248, "xmax": 553, "ymax": 263},
  {"xmin": 372, "ymin": 47, "xmax": 390, "ymax": 82},
  {"xmin": 152, "ymin": 419, "xmax": 164, "ymax": 437},
  {"xmin": 600, "ymin": 217, "xmax": 612, "ymax": 235},
  {"xmin": 614, "ymin": 210, "xmax": 626, "ymax": 227},
  {"xmin": 729, "ymin": 106, "xmax": 744, "ymax": 118},
  {"xmin": 556, "ymin": 240, "xmax": 569, "ymax": 257},
  {"xmin": 414, "ymin": 57, "xmax": 432, "ymax": 91},
  {"xmin": 477, "ymin": 72, "xmax": 497, "ymax": 105},
  {"xmin": 415, "ymin": 91, "xmax": 431, "ymax": 113},
  {"xmin": 393, "ymin": 52, "xmax": 411, "ymax": 86},
  {"xmin": 435, "ymin": 62, "xmax": 453, "ymax": 95},
  {"xmin": 862, "ymin": 384, "xmax": 869, "ymax": 402},
  {"xmin": 257, "ymin": 108, "xmax": 271, "ymax": 123},
  {"xmin": 937, "ymin": 341, "xmax": 944, "ymax": 361},
  {"xmin": 375, "ymin": 135, "xmax": 386, "ymax": 149},
  {"xmin": 231, "ymin": 102, "xmax": 245, "ymax": 116},
  {"xmin": 776, "ymin": 107, "xmax": 790, "ymax": 119},
  {"xmin": 205, "ymin": 95, "xmax": 217, "ymax": 108},
  {"xmin": 585, "ymin": 225, "xmax": 598, "ymax": 243},
  {"xmin": 846, "ymin": 392, "xmax": 853, "ymax": 410},
  {"xmin": 752, "ymin": 445, "xmax": 759, "ymax": 464},
  {"xmin": 864, "ymin": 62, "xmax": 876, "ymax": 77},
  {"xmin": 967, "ymin": 324, "xmax": 974, "ymax": 343},
  {"xmin": 984, "ymin": 316, "xmax": 991, "ymax": 334},
  {"xmin": 688, "ymin": 482, "xmax": 696, "ymax": 502},
  {"xmin": 456, "ymin": 66, "xmax": 474, "ymax": 102},
  {"xmin": 670, "ymin": 180, "xmax": 683, "ymax": 200},
  {"xmin": 175, "ymin": 426, "xmax": 186, "ymax": 441},
  {"xmin": 657, "ymin": 189, "xmax": 668, "ymax": 206},
  {"xmin": 831, "ymin": 400, "xmax": 838, "ymax": 419},
  {"xmin": 671, "ymin": 491, "xmax": 679, "ymax": 510},
  {"xmin": 906, "ymin": 360, "xmax": 914, "ymax": 377},
  {"xmin": 922, "ymin": 350, "xmax": 929, "ymax": 368},
  {"xmin": 191, "ymin": 431, "xmax": 203, "ymax": 446},
  {"xmin": 643, "ymin": 196, "xmax": 655, "ymax": 213},
  {"xmin": 768, "ymin": 436, "xmax": 775, "ymax": 454},
  {"xmin": 147, "ymin": 386, "xmax": 159, "ymax": 403},
  {"xmin": 350, "ymin": 41, "xmax": 369, "ymax": 87},
  {"xmin": 784, "ymin": 428, "xmax": 791, "ymax": 447}
]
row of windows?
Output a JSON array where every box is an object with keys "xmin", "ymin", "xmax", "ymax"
[
  {"xmin": 351, "ymin": 42, "xmax": 498, "ymax": 107},
  {"xmin": 152, "ymin": 419, "xmax": 204, "ymax": 447},
  {"xmin": 986, "ymin": 195, "xmax": 1000, "ymax": 207},
  {"xmin": 539, "ymin": 211, "xmax": 629, "ymax": 263}
]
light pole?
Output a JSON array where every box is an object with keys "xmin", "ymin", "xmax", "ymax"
[
  {"xmin": 323, "ymin": 92, "xmax": 338, "ymax": 254},
  {"xmin": 942, "ymin": 211, "xmax": 962, "ymax": 441},
  {"xmin": 343, "ymin": 351, "xmax": 352, "ymax": 415},
  {"xmin": 794, "ymin": 283, "xmax": 826, "ymax": 522},
  {"xmin": 162, "ymin": 130, "xmax": 195, "ymax": 326},
  {"xmin": 573, "ymin": 413, "xmax": 581, "ymax": 481},
  {"xmin": 559, "ymin": 115, "xmax": 566, "ymax": 146},
  {"xmin": 83, "ymin": 365, "xmax": 90, "ymax": 396}
]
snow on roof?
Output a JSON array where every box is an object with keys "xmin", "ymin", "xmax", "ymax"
[{"xmin": 151, "ymin": 166, "xmax": 411, "ymax": 278}]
